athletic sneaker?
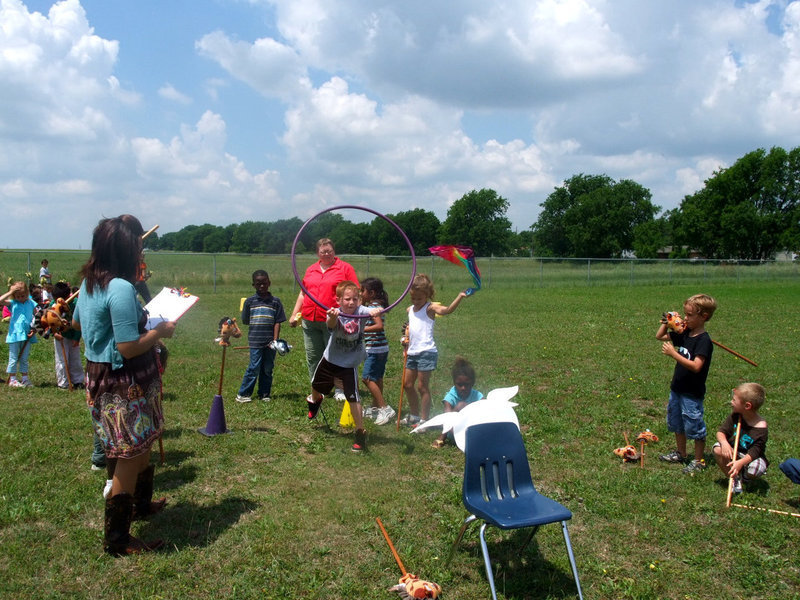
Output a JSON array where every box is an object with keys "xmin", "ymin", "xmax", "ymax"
[
  {"xmin": 658, "ymin": 450, "xmax": 688, "ymax": 464},
  {"xmin": 8, "ymin": 379, "xmax": 24, "ymax": 388},
  {"xmin": 732, "ymin": 476, "xmax": 743, "ymax": 494},
  {"xmin": 307, "ymin": 395, "xmax": 322, "ymax": 420},
  {"xmin": 21, "ymin": 379, "xmax": 33, "ymax": 388},
  {"xmin": 334, "ymin": 390, "xmax": 347, "ymax": 401},
  {"xmin": 374, "ymin": 406, "xmax": 396, "ymax": 426},
  {"xmin": 91, "ymin": 464, "xmax": 105, "ymax": 472},
  {"xmin": 103, "ymin": 479, "xmax": 113, "ymax": 499},
  {"xmin": 399, "ymin": 414, "xmax": 421, "ymax": 427},
  {"xmin": 235, "ymin": 395, "xmax": 252, "ymax": 403},
  {"xmin": 682, "ymin": 459, "xmax": 707, "ymax": 474},
  {"xmin": 352, "ymin": 428, "xmax": 366, "ymax": 452},
  {"xmin": 260, "ymin": 396, "xmax": 271, "ymax": 402}
]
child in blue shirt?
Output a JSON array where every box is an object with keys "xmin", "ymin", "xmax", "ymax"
[
  {"xmin": 236, "ymin": 270, "xmax": 286, "ymax": 403},
  {"xmin": 2, "ymin": 281, "xmax": 38, "ymax": 387},
  {"xmin": 432, "ymin": 356, "xmax": 483, "ymax": 449}
]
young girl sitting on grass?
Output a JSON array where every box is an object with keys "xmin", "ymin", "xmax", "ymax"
[
  {"xmin": 1, "ymin": 281, "xmax": 38, "ymax": 387},
  {"xmin": 432, "ymin": 357, "xmax": 483, "ymax": 448}
]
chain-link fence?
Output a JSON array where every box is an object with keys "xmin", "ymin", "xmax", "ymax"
[{"xmin": 2, "ymin": 250, "xmax": 798, "ymax": 297}]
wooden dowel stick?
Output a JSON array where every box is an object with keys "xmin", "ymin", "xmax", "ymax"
[
  {"xmin": 396, "ymin": 350, "xmax": 408, "ymax": 431},
  {"xmin": 376, "ymin": 517, "xmax": 408, "ymax": 576},
  {"xmin": 726, "ymin": 415, "xmax": 743, "ymax": 508},
  {"xmin": 730, "ymin": 503, "xmax": 800, "ymax": 518},
  {"xmin": 218, "ymin": 345, "xmax": 227, "ymax": 396},
  {"xmin": 142, "ymin": 224, "xmax": 160, "ymax": 240},
  {"xmin": 712, "ymin": 340, "xmax": 757, "ymax": 367}
]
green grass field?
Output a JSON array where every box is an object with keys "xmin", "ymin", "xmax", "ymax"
[{"xmin": 1, "ymin": 261, "xmax": 799, "ymax": 599}]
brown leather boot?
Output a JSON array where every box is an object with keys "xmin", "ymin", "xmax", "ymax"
[
  {"xmin": 104, "ymin": 492, "xmax": 164, "ymax": 556},
  {"xmin": 132, "ymin": 464, "xmax": 167, "ymax": 521}
]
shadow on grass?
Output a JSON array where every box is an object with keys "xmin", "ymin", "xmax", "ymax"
[
  {"xmin": 713, "ymin": 476, "xmax": 771, "ymax": 496},
  {"xmin": 161, "ymin": 427, "xmax": 184, "ymax": 439},
  {"xmin": 155, "ymin": 451, "xmax": 199, "ymax": 491},
  {"xmin": 452, "ymin": 530, "xmax": 580, "ymax": 599},
  {"xmin": 143, "ymin": 496, "xmax": 258, "ymax": 551}
]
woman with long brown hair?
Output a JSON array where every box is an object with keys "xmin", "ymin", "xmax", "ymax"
[{"xmin": 73, "ymin": 215, "xmax": 176, "ymax": 556}]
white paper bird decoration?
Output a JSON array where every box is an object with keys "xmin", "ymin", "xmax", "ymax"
[{"xmin": 412, "ymin": 385, "xmax": 520, "ymax": 451}]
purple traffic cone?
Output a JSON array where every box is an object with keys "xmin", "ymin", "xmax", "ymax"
[{"xmin": 198, "ymin": 394, "xmax": 231, "ymax": 436}]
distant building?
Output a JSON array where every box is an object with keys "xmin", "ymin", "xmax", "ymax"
[{"xmin": 656, "ymin": 246, "xmax": 702, "ymax": 259}]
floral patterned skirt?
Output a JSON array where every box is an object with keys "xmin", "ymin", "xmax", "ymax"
[{"xmin": 86, "ymin": 349, "xmax": 163, "ymax": 459}]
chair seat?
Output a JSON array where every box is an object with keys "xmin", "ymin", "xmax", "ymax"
[{"xmin": 468, "ymin": 491, "xmax": 572, "ymax": 529}]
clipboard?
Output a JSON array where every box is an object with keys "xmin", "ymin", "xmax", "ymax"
[{"xmin": 144, "ymin": 287, "xmax": 199, "ymax": 329}]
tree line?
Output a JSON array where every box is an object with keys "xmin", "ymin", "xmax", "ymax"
[{"xmin": 147, "ymin": 146, "xmax": 800, "ymax": 260}]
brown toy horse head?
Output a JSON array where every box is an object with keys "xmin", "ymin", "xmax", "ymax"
[{"xmin": 216, "ymin": 316, "xmax": 242, "ymax": 346}]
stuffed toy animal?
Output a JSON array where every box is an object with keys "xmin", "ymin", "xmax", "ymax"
[
  {"xmin": 215, "ymin": 317, "xmax": 242, "ymax": 346},
  {"xmin": 268, "ymin": 338, "xmax": 292, "ymax": 356},
  {"xmin": 662, "ymin": 311, "xmax": 686, "ymax": 333},
  {"xmin": 33, "ymin": 298, "xmax": 70, "ymax": 339},
  {"xmin": 613, "ymin": 445, "xmax": 640, "ymax": 462},
  {"xmin": 636, "ymin": 430, "xmax": 659, "ymax": 444},
  {"xmin": 389, "ymin": 573, "xmax": 442, "ymax": 599}
]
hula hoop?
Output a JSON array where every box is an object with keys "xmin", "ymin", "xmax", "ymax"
[{"xmin": 291, "ymin": 205, "xmax": 417, "ymax": 318}]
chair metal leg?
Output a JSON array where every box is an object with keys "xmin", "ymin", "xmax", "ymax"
[
  {"xmin": 446, "ymin": 514, "xmax": 478, "ymax": 566},
  {"xmin": 518, "ymin": 525, "xmax": 539, "ymax": 553},
  {"xmin": 560, "ymin": 521, "xmax": 584, "ymax": 600},
  {"xmin": 479, "ymin": 523, "xmax": 498, "ymax": 600}
]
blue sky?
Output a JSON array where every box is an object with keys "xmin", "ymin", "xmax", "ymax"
[{"xmin": 3, "ymin": 0, "xmax": 800, "ymax": 249}]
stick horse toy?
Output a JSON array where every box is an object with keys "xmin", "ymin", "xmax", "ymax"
[
  {"xmin": 663, "ymin": 311, "xmax": 758, "ymax": 367},
  {"xmin": 376, "ymin": 517, "xmax": 442, "ymax": 599}
]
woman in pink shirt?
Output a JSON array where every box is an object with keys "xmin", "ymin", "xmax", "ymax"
[{"xmin": 290, "ymin": 238, "xmax": 358, "ymax": 400}]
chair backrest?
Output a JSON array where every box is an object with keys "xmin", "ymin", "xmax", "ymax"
[{"xmin": 462, "ymin": 422, "xmax": 536, "ymax": 513}]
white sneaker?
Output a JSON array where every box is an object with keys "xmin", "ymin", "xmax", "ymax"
[
  {"xmin": 375, "ymin": 406, "xmax": 396, "ymax": 426},
  {"xmin": 334, "ymin": 390, "xmax": 347, "ymax": 401},
  {"xmin": 260, "ymin": 396, "xmax": 271, "ymax": 402},
  {"xmin": 363, "ymin": 407, "xmax": 374, "ymax": 419},
  {"xmin": 103, "ymin": 479, "xmax": 113, "ymax": 499},
  {"xmin": 732, "ymin": 476, "xmax": 743, "ymax": 494},
  {"xmin": 235, "ymin": 395, "xmax": 252, "ymax": 403},
  {"xmin": 8, "ymin": 379, "xmax": 24, "ymax": 388},
  {"xmin": 22, "ymin": 379, "xmax": 34, "ymax": 388}
]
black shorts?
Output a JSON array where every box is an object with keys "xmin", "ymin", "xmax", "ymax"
[{"xmin": 312, "ymin": 358, "xmax": 361, "ymax": 402}]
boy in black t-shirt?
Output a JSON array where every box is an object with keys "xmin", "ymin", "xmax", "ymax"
[{"xmin": 656, "ymin": 293, "xmax": 717, "ymax": 474}]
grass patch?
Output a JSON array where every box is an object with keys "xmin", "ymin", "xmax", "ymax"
[{"xmin": 1, "ymin": 274, "xmax": 799, "ymax": 599}]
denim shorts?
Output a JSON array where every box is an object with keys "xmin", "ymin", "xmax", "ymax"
[
  {"xmin": 666, "ymin": 390, "xmax": 707, "ymax": 439},
  {"xmin": 362, "ymin": 352, "xmax": 388, "ymax": 382},
  {"xmin": 405, "ymin": 350, "xmax": 438, "ymax": 372}
]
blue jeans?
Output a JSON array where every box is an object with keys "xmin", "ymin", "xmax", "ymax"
[
  {"xmin": 666, "ymin": 390, "xmax": 706, "ymax": 440},
  {"xmin": 238, "ymin": 346, "xmax": 277, "ymax": 398},
  {"xmin": 7, "ymin": 340, "xmax": 34, "ymax": 374}
]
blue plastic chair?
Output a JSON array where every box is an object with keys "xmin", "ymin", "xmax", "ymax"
[{"xmin": 448, "ymin": 421, "xmax": 584, "ymax": 600}]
